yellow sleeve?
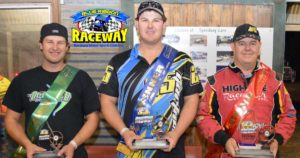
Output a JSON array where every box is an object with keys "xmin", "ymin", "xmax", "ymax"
[{"xmin": 0, "ymin": 75, "xmax": 11, "ymax": 100}]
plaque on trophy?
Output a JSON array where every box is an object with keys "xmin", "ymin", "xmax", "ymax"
[
  {"xmin": 235, "ymin": 148, "xmax": 273, "ymax": 158},
  {"xmin": 131, "ymin": 115, "xmax": 170, "ymax": 150},
  {"xmin": 132, "ymin": 139, "xmax": 169, "ymax": 150},
  {"xmin": 33, "ymin": 151, "xmax": 64, "ymax": 158}
]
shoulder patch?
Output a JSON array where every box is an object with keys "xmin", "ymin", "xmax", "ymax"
[{"xmin": 207, "ymin": 75, "xmax": 215, "ymax": 85}]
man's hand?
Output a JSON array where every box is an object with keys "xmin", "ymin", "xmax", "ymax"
[
  {"xmin": 58, "ymin": 144, "xmax": 75, "ymax": 158},
  {"xmin": 269, "ymin": 139, "xmax": 279, "ymax": 157},
  {"xmin": 25, "ymin": 143, "xmax": 46, "ymax": 158},
  {"xmin": 162, "ymin": 131, "xmax": 180, "ymax": 152},
  {"xmin": 225, "ymin": 138, "xmax": 239, "ymax": 157},
  {"xmin": 123, "ymin": 130, "xmax": 142, "ymax": 150}
]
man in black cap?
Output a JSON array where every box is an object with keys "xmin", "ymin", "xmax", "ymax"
[
  {"xmin": 3, "ymin": 23, "xmax": 100, "ymax": 158},
  {"xmin": 197, "ymin": 23, "xmax": 296, "ymax": 157},
  {"xmin": 99, "ymin": 1, "xmax": 202, "ymax": 158}
]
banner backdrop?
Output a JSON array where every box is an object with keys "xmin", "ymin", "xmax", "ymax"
[{"xmin": 134, "ymin": 27, "xmax": 274, "ymax": 85}]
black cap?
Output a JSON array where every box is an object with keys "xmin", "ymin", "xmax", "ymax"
[
  {"xmin": 232, "ymin": 23, "xmax": 260, "ymax": 42},
  {"xmin": 136, "ymin": 0, "xmax": 166, "ymax": 21},
  {"xmin": 40, "ymin": 23, "xmax": 68, "ymax": 41}
]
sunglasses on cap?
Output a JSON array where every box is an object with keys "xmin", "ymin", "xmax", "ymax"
[
  {"xmin": 136, "ymin": 1, "xmax": 166, "ymax": 21},
  {"xmin": 139, "ymin": 1, "xmax": 163, "ymax": 10}
]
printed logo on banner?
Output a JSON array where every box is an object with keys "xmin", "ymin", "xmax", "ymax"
[{"xmin": 71, "ymin": 8, "xmax": 130, "ymax": 48}]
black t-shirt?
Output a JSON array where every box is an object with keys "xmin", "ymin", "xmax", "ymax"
[{"xmin": 3, "ymin": 66, "xmax": 100, "ymax": 158}]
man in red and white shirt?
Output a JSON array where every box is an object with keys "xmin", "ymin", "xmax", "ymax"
[{"xmin": 197, "ymin": 23, "xmax": 296, "ymax": 158}]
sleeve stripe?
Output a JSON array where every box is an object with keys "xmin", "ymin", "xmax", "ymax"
[
  {"xmin": 208, "ymin": 91, "xmax": 215, "ymax": 113},
  {"xmin": 278, "ymin": 90, "xmax": 284, "ymax": 113}
]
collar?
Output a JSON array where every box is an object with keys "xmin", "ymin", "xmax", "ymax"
[
  {"xmin": 130, "ymin": 44, "xmax": 141, "ymax": 59},
  {"xmin": 130, "ymin": 43, "xmax": 167, "ymax": 60},
  {"xmin": 229, "ymin": 60, "xmax": 262, "ymax": 74}
]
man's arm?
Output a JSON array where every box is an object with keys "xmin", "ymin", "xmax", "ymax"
[
  {"xmin": 100, "ymin": 94, "xmax": 124, "ymax": 134},
  {"xmin": 273, "ymin": 84, "xmax": 297, "ymax": 144},
  {"xmin": 100, "ymin": 93, "xmax": 140, "ymax": 150},
  {"xmin": 5, "ymin": 108, "xmax": 45, "ymax": 158},
  {"xmin": 196, "ymin": 83, "xmax": 226, "ymax": 143},
  {"xmin": 196, "ymin": 83, "xmax": 237, "ymax": 157},
  {"xmin": 58, "ymin": 111, "xmax": 99, "ymax": 158},
  {"xmin": 163, "ymin": 93, "xmax": 199, "ymax": 152}
]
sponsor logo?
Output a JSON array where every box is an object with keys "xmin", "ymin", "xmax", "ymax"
[
  {"xmin": 170, "ymin": 71, "xmax": 182, "ymax": 130},
  {"xmin": 223, "ymin": 92, "xmax": 267, "ymax": 101},
  {"xmin": 28, "ymin": 91, "xmax": 71, "ymax": 103}
]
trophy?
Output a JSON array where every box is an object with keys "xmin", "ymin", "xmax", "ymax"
[
  {"xmin": 235, "ymin": 111, "xmax": 273, "ymax": 158},
  {"xmin": 131, "ymin": 115, "xmax": 169, "ymax": 150},
  {"xmin": 34, "ymin": 124, "xmax": 65, "ymax": 158},
  {"xmin": 236, "ymin": 128, "xmax": 274, "ymax": 158}
]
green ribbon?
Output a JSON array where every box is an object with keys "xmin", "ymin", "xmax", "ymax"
[{"xmin": 11, "ymin": 65, "xmax": 78, "ymax": 158}]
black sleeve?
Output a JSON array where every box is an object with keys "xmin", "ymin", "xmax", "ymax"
[
  {"xmin": 274, "ymin": 133, "xmax": 284, "ymax": 145},
  {"xmin": 272, "ymin": 91, "xmax": 285, "ymax": 146},
  {"xmin": 2, "ymin": 75, "xmax": 24, "ymax": 113},
  {"xmin": 98, "ymin": 57, "xmax": 119, "ymax": 97},
  {"xmin": 182, "ymin": 55, "xmax": 203, "ymax": 96},
  {"xmin": 214, "ymin": 130, "xmax": 230, "ymax": 147}
]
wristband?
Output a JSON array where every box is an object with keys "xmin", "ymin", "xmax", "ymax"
[
  {"xmin": 120, "ymin": 127, "xmax": 129, "ymax": 137},
  {"xmin": 69, "ymin": 140, "xmax": 78, "ymax": 150}
]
